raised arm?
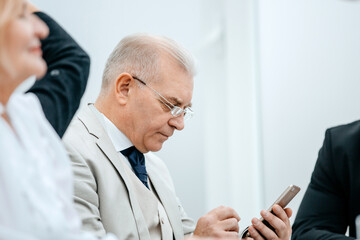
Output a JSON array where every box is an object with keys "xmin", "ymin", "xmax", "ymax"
[{"xmin": 27, "ymin": 9, "xmax": 90, "ymax": 137}]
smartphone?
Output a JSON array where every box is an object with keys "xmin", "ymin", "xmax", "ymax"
[{"xmin": 241, "ymin": 184, "xmax": 301, "ymax": 239}]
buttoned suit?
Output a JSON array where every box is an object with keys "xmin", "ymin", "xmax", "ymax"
[{"xmin": 63, "ymin": 104, "xmax": 195, "ymax": 240}]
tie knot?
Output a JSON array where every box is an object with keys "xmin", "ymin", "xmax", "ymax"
[
  {"xmin": 121, "ymin": 146, "xmax": 149, "ymax": 189},
  {"xmin": 121, "ymin": 146, "xmax": 145, "ymax": 165}
]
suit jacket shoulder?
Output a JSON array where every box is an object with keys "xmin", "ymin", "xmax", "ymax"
[
  {"xmin": 327, "ymin": 119, "xmax": 360, "ymax": 156},
  {"xmin": 292, "ymin": 120, "xmax": 360, "ymax": 240}
]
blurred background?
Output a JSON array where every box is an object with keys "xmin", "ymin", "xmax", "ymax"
[{"xmin": 31, "ymin": 0, "xmax": 360, "ymax": 231}]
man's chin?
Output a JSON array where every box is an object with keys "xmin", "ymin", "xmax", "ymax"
[{"xmin": 148, "ymin": 143, "xmax": 164, "ymax": 152}]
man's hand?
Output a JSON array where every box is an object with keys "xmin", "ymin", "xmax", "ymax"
[
  {"xmin": 246, "ymin": 205, "xmax": 292, "ymax": 240},
  {"xmin": 193, "ymin": 206, "xmax": 240, "ymax": 239}
]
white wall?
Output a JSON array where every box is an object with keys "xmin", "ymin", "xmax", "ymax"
[
  {"xmin": 32, "ymin": 0, "xmax": 360, "ymax": 234},
  {"xmin": 258, "ymin": 0, "xmax": 360, "ymax": 220}
]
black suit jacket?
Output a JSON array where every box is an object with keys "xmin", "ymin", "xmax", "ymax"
[
  {"xmin": 27, "ymin": 12, "xmax": 90, "ymax": 137},
  {"xmin": 292, "ymin": 120, "xmax": 360, "ymax": 240}
]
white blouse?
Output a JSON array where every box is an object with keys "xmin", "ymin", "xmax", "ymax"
[{"xmin": 0, "ymin": 93, "xmax": 116, "ymax": 240}]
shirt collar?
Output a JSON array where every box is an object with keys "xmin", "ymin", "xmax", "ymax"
[{"xmin": 101, "ymin": 113, "xmax": 133, "ymax": 152}]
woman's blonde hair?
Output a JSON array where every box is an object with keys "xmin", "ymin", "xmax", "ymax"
[{"xmin": 0, "ymin": 0, "xmax": 22, "ymax": 73}]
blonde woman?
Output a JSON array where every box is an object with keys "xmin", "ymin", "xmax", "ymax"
[{"xmin": 0, "ymin": 0, "xmax": 115, "ymax": 239}]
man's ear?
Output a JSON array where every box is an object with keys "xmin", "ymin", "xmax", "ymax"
[{"xmin": 114, "ymin": 73, "xmax": 133, "ymax": 105}]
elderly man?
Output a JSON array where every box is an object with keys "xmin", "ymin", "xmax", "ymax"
[{"xmin": 63, "ymin": 34, "xmax": 292, "ymax": 240}]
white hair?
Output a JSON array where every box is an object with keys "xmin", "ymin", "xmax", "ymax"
[{"xmin": 101, "ymin": 33, "xmax": 196, "ymax": 92}]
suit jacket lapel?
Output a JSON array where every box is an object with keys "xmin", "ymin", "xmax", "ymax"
[
  {"xmin": 78, "ymin": 104, "xmax": 151, "ymax": 240},
  {"xmin": 147, "ymin": 166, "xmax": 184, "ymax": 240}
]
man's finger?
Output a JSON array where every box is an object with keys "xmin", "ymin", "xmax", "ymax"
[
  {"xmin": 272, "ymin": 205, "xmax": 291, "ymax": 227},
  {"xmin": 209, "ymin": 206, "xmax": 240, "ymax": 221},
  {"xmin": 251, "ymin": 217, "xmax": 278, "ymax": 240},
  {"xmin": 260, "ymin": 209, "xmax": 287, "ymax": 237},
  {"xmin": 247, "ymin": 225, "xmax": 265, "ymax": 240},
  {"xmin": 218, "ymin": 218, "xmax": 240, "ymax": 232},
  {"xmin": 221, "ymin": 231, "xmax": 240, "ymax": 239},
  {"xmin": 284, "ymin": 207, "xmax": 292, "ymax": 218}
]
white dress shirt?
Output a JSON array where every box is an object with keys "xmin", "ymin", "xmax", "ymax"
[{"xmin": 0, "ymin": 93, "xmax": 116, "ymax": 240}]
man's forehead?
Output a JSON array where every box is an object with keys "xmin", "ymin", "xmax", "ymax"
[{"xmin": 154, "ymin": 58, "xmax": 194, "ymax": 106}]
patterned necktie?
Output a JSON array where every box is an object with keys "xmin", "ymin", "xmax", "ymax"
[{"xmin": 121, "ymin": 146, "xmax": 149, "ymax": 189}]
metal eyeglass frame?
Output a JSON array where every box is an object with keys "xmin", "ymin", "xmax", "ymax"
[{"xmin": 132, "ymin": 76, "xmax": 194, "ymax": 120}]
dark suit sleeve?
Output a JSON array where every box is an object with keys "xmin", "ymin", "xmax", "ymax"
[
  {"xmin": 27, "ymin": 12, "xmax": 90, "ymax": 138},
  {"xmin": 292, "ymin": 129, "xmax": 354, "ymax": 240}
]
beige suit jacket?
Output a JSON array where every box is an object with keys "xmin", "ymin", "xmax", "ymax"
[{"xmin": 63, "ymin": 104, "xmax": 195, "ymax": 240}]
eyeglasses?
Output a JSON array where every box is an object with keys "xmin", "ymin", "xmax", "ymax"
[{"xmin": 132, "ymin": 76, "xmax": 194, "ymax": 120}]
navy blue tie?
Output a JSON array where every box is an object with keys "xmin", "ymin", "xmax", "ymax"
[{"xmin": 121, "ymin": 146, "xmax": 149, "ymax": 189}]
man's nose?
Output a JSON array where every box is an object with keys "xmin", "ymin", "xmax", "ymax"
[{"xmin": 168, "ymin": 115, "xmax": 185, "ymax": 131}]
